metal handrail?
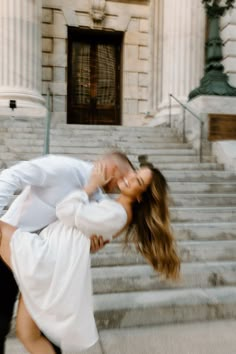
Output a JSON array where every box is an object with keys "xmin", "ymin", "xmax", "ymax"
[
  {"xmin": 169, "ymin": 93, "xmax": 204, "ymax": 162},
  {"xmin": 43, "ymin": 88, "xmax": 52, "ymax": 155}
]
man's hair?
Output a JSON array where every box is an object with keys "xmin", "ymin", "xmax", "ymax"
[{"xmin": 103, "ymin": 150, "xmax": 135, "ymax": 170}]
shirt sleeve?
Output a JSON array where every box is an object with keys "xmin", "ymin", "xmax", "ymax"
[
  {"xmin": 0, "ymin": 158, "xmax": 48, "ymax": 213},
  {"xmin": 56, "ymin": 190, "xmax": 127, "ymax": 241}
]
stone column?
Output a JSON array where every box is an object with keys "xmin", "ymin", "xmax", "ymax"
[
  {"xmin": 0, "ymin": 0, "xmax": 44, "ymax": 115},
  {"xmin": 158, "ymin": 0, "xmax": 206, "ymax": 114}
]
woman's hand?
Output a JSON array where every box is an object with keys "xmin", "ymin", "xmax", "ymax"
[
  {"xmin": 84, "ymin": 161, "xmax": 111, "ymax": 195},
  {"xmin": 90, "ymin": 234, "xmax": 110, "ymax": 253}
]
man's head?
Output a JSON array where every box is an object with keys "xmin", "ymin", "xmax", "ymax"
[{"xmin": 98, "ymin": 151, "xmax": 135, "ymax": 193}]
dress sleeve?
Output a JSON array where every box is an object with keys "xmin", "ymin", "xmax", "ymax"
[{"xmin": 56, "ymin": 190, "xmax": 127, "ymax": 241}]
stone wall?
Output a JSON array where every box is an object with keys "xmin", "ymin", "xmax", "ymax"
[{"xmin": 41, "ymin": 0, "xmax": 151, "ymax": 126}]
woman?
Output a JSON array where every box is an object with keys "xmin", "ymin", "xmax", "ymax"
[{"xmin": 0, "ymin": 163, "xmax": 180, "ymax": 353}]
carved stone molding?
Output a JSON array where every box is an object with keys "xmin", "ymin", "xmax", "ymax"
[{"xmin": 90, "ymin": 0, "xmax": 106, "ymax": 22}]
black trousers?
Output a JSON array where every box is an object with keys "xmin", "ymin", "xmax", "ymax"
[{"xmin": 0, "ymin": 259, "xmax": 62, "ymax": 354}]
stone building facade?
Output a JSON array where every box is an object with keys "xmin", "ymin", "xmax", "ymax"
[{"xmin": 0, "ymin": 0, "xmax": 236, "ymax": 126}]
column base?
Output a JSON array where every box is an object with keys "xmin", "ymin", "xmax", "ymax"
[
  {"xmin": 189, "ymin": 71, "xmax": 236, "ymax": 100},
  {"xmin": 0, "ymin": 88, "xmax": 46, "ymax": 118}
]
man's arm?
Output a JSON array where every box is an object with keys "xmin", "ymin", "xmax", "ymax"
[{"xmin": 0, "ymin": 157, "xmax": 51, "ymax": 213}]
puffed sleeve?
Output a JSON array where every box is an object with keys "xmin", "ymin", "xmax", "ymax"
[{"xmin": 56, "ymin": 190, "xmax": 127, "ymax": 241}]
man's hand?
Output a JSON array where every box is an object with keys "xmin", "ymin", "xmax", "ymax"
[
  {"xmin": 84, "ymin": 161, "xmax": 111, "ymax": 196},
  {"xmin": 90, "ymin": 235, "xmax": 109, "ymax": 253}
]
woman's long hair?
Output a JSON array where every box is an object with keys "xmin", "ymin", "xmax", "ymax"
[{"xmin": 125, "ymin": 166, "xmax": 180, "ymax": 280}]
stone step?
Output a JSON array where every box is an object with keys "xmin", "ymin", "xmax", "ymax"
[
  {"xmin": 0, "ymin": 126, "xmax": 176, "ymax": 137},
  {"xmin": 94, "ymin": 286, "xmax": 236, "ymax": 329},
  {"xmin": 160, "ymin": 163, "xmax": 224, "ymax": 171},
  {"xmin": 3, "ymin": 156, "xmax": 218, "ymax": 172},
  {"xmin": 165, "ymin": 171, "xmax": 236, "ymax": 182},
  {"xmin": 0, "ymin": 121, "xmax": 173, "ymax": 132},
  {"xmin": 3, "ymin": 160, "xmax": 221, "ymax": 172},
  {"xmin": 54, "ymin": 124, "xmax": 173, "ymax": 132},
  {"xmin": 0, "ymin": 134, "xmax": 182, "ymax": 143},
  {"xmin": 170, "ymin": 182, "xmax": 236, "ymax": 193},
  {"xmin": 170, "ymin": 194, "xmax": 236, "ymax": 207},
  {"xmin": 1, "ymin": 154, "xmax": 212, "ymax": 166},
  {"xmin": 1, "ymin": 158, "xmax": 222, "ymax": 171},
  {"xmin": 0, "ymin": 145, "xmax": 197, "ymax": 156},
  {"xmin": 171, "ymin": 207, "xmax": 236, "ymax": 222},
  {"xmin": 92, "ymin": 261, "xmax": 236, "ymax": 294},
  {"xmin": 173, "ymin": 223, "xmax": 236, "ymax": 241},
  {"xmin": 112, "ymin": 223, "xmax": 236, "ymax": 242},
  {"xmin": 3, "ymin": 139, "xmax": 192, "ymax": 150},
  {"xmin": 114, "ymin": 222, "xmax": 236, "ymax": 242},
  {"xmin": 91, "ymin": 240, "xmax": 236, "ymax": 267}
]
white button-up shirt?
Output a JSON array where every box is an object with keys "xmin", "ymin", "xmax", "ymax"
[{"xmin": 0, "ymin": 155, "xmax": 103, "ymax": 232}]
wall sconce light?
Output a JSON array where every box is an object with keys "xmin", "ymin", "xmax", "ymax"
[{"xmin": 9, "ymin": 100, "xmax": 17, "ymax": 111}]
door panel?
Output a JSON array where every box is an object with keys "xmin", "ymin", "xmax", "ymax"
[{"xmin": 67, "ymin": 28, "xmax": 123, "ymax": 125}]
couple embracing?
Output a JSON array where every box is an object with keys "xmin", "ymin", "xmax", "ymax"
[{"xmin": 0, "ymin": 151, "xmax": 180, "ymax": 353}]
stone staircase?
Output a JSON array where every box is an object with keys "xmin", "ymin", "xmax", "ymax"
[{"xmin": 1, "ymin": 118, "xmax": 236, "ymax": 330}]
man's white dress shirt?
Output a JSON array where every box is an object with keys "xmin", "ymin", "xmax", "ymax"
[{"xmin": 0, "ymin": 154, "xmax": 103, "ymax": 231}]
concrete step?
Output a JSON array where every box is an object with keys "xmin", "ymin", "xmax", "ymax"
[
  {"xmin": 1, "ymin": 133, "xmax": 182, "ymax": 145},
  {"xmin": 92, "ymin": 261, "xmax": 236, "ymax": 294},
  {"xmin": 165, "ymin": 171, "xmax": 236, "ymax": 182},
  {"xmin": 160, "ymin": 163, "xmax": 224, "ymax": 171},
  {"xmin": 91, "ymin": 240, "xmax": 236, "ymax": 267},
  {"xmin": 3, "ymin": 139, "xmax": 192, "ymax": 150},
  {"xmin": 0, "ymin": 163, "xmax": 224, "ymax": 173},
  {"xmin": 0, "ymin": 145, "xmax": 197, "ymax": 156},
  {"xmin": 1, "ymin": 134, "xmax": 182, "ymax": 144},
  {"xmin": 170, "ymin": 182, "xmax": 236, "ymax": 193},
  {"xmin": 170, "ymin": 194, "xmax": 236, "ymax": 207},
  {"xmin": 1, "ymin": 154, "xmax": 212, "ymax": 166},
  {"xmin": 173, "ymin": 223, "xmax": 236, "ymax": 241},
  {"xmin": 0, "ymin": 121, "xmax": 173, "ymax": 132},
  {"xmin": 0, "ymin": 154, "xmax": 204, "ymax": 167},
  {"xmin": 0, "ymin": 126, "xmax": 177, "ymax": 137},
  {"xmin": 3, "ymin": 158, "xmax": 218, "ymax": 172},
  {"xmin": 112, "ymin": 223, "xmax": 236, "ymax": 242},
  {"xmin": 171, "ymin": 207, "xmax": 236, "ymax": 222},
  {"xmin": 94, "ymin": 286, "xmax": 236, "ymax": 329}
]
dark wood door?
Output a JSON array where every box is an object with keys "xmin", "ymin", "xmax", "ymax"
[{"xmin": 67, "ymin": 28, "xmax": 123, "ymax": 125}]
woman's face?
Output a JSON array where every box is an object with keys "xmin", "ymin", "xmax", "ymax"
[{"xmin": 118, "ymin": 167, "xmax": 153, "ymax": 200}]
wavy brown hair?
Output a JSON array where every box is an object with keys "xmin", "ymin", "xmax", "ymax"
[{"xmin": 125, "ymin": 167, "xmax": 180, "ymax": 280}]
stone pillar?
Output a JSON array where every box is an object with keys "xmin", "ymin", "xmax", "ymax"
[
  {"xmin": 158, "ymin": 0, "xmax": 205, "ymax": 114},
  {"xmin": 221, "ymin": 7, "xmax": 236, "ymax": 88},
  {"xmin": 0, "ymin": 0, "xmax": 44, "ymax": 115}
]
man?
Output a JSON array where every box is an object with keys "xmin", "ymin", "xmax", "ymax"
[{"xmin": 0, "ymin": 151, "xmax": 134, "ymax": 354}]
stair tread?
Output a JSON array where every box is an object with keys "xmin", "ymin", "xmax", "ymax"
[{"xmin": 93, "ymin": 286, "xmax": 236, "ymax": 309}]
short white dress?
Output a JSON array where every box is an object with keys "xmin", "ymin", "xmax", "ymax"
[{"xmin": 10, "ymin": 190, "xmax": 127, "ymax": 352}]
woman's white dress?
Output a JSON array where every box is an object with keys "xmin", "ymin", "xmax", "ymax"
[{"xmin": 10, "ymin": 190, "xmax": 127, "ymax": 352}]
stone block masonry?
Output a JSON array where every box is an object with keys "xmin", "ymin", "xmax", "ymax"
[{"xmin": 41, "ymin": 1, "xmax": 151, "ymax": 125}]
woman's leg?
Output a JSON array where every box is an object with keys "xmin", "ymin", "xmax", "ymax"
[
  {"xmin": 16, "ymin": 296, "xmax": 56, "ymax": 354},
  {"xmin": 0, "ymin": 220, "xmax": 17, "ymax": 270}
]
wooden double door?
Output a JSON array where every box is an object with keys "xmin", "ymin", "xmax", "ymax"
[{"xmin": 67, "ymin": 28, "xmax": 123, "ymax": 125}]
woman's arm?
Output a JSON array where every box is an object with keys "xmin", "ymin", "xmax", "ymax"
[
  {"xmin": 56, "ymin": 191, "xmax": 127, "ymax": 241},
  {"xmin": 56, "ymin": 162, "xmax": 127, "ymax": 240}
]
